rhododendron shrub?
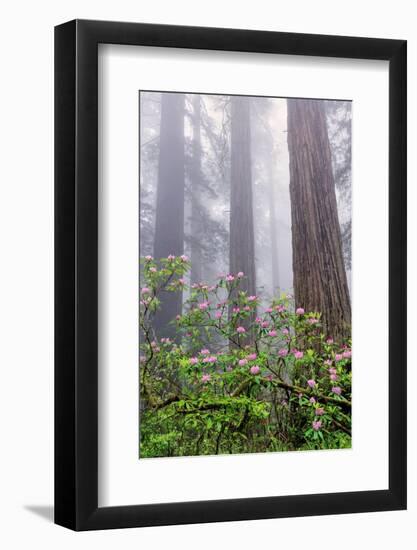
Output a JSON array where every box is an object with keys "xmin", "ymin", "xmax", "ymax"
[{"xmin": 139, "ymin": 256, "xmax": 351, "ymax": 457}]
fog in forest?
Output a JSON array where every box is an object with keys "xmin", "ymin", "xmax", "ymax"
[{"xmin": 139, "ymin": 91, "xmax": 351, "ymax": 313}]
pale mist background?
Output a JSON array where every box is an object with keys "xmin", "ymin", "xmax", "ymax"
[{"xmin": 140, "ymin": 92, "xmax": 351, "ymax": 301}]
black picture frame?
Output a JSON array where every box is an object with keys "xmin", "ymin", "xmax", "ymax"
[{"xmin": 55, "ymin": 19, "xmax": 407, "ymax": 531}]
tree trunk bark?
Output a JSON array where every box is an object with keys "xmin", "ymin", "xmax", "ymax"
[
  {"xmin": 190, "ymin": 94, "xmax": 203, "ymax": 285},
  {"xmin": 230, "ymin": 96, "xmax": 256, "ymax": 333},
  {"xmin": 287, "ymin": 98, "xmax": 351, "ymax": 341},
  {"xmin": 153, "ymin": 92, "xmax": 185, "ymax": 338}
]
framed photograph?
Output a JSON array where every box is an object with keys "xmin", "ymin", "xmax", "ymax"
[{"xmin": 55, "ymin": 19, "xmax": 407, "ymax": 530}]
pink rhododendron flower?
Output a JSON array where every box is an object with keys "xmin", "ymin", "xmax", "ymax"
[
  {"xmin": 236, "ymin": 326, "xmax": 246, "ymax": 333},
  {"xmin": 266, "ymin": 374, "xmax": 273, "ymax": 381},
  {"xmin": 330, "ymin": 374, "xmax": 338, "ymax": 381},
  {"xmin": 200, "ymin": 349, "xmax": 210, "ymax": 355},
  {"xmin": 332, "ymin": 386, "xmax": 342, "ymax": 395},
  {"xmin": 202, "ymin": 356, "xmax": 217, "ymax": 364},
  {"xmin": 296, "ymin": 307, "xmax": 305, "ymax": 315},
  {"xmin": 226, "ymin": 366, "xmax": 233, "ymax": 372},
  {"xmin": 276, "ymin": 305, "xmax": 286, "ymax": 312},
  {"xmin": 294, "ymin": 351, "xmax": 304, "ymax": 360},
  {"xmin": 226, "ymin": 274, "xmax": 235, "ymax": 282},
  {"xmin": 243, "ymin": 306, "xmax": 251, "ymax": 311},
  {"xmin": 343, "ymin": 350, "xmax": 352, "ymax": 359},
  {"xmin": 201, "ymin": 374, "xmax": 211, "ymax": 383},
  {"xmin": 237, "ymin": 271, "xmax": 244, "ymax": 278},
  {"xmin": 309, "ymin": 397, "xmax": 316, "ymax": 404},
  {"xmin": 160, "ymin": 338, "xmax": 171, "ymax": 344},
  {"xmin": 178, "ymin": 278, "xmax": 185, "ymax": 285},
  {"xmin": 180, "ymin": 254, "xmax": 189, "ymax": 262},
  {"xmin": 250, "ymin": 365, "xmax": 260, "ymax": 375},
  {"xmin": 307, "ymin": 318, "xmax": 319, "ymax": 325},
  {"xmin": 315, "ymin": 408, "xmax": 325, "ymax": 416},
  {"xmin": 238, "ymin": 359, "xmax": 248, "ymax": 366},
  {"xmin": 247, "ymin": 353, "xmax": 257, "ymax": 361},
  {"xmin": 199, "ymin": 302, "xmax": 209, "ymax": 310},
  {"xmin": 282, "ymin": 328, "xmax": 289, "ymax": 335},
  {"xmin": 328, "ymin": 367, "xmax": 337, "ymax": 375},
  {"xmin": 335, "ymin": 354, "xmax": 343, "ymax": 362},
  {"xmin": 324, "ymin": 359, "xmax": 332, "ymax": 366},
  {"xmin": 248, "ymin": 295, "xmax": 257, "ymax": 302},
  {"xmin": 261, "ymin": 321, "xmax": 269, "ymax": 328},
  {"xmin": 149, "ymin": 267, "xmax": 157, "ymax": 273},
  {"xmin": 232, "ymin": 307, "xmax": 240, "ymax": 313},
  {"xmin": 255, "ymin": 317, "xmax": 262, "ymax": 324},
  {"xmin": 215, "ymin": 311, "xmax": 222, "ymax": 319},
  {"xmin": 141, "ymin": 287, "xmax": 150, "ymax": 294},
  {"xmin": 278, "ymin": 348, "xmax": 288, "ymax": 357},
  {"xmin": 307, "ymin": 379, "xmax": 316, "ymax": 388},
  {"xmin": 326, "ymin": 338, "xmax": 334, "ymax": 344},
  {"xmin": 265, "ymin": 307, "xmax": 273, "ymax": 313},
  {"xmin": 144, "ymin": 255, "xmax": 153, "ymax": 261},
  {"xmin": 312, "ymin": 420, "xmax": 322, "ymax": 431},
  {"xmin": 268, "ymin": 330, "xmax": 277, "ymax": 337},
  {"xmin": 167, "ymin": 254, "xmax": 175, "ymax": 260},
  {"xmin": 189, "ymin": 357, "xmax": 198, "ymax": 365}
]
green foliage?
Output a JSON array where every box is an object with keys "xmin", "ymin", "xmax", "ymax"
[{"xmin": 139, "ymin": 256, "xmax": 352, "ymax": 457}]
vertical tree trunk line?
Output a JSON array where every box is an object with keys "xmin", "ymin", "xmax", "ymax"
[
  {"xmin": 268, "ymin": 154, "xmax": 280, "ymax": 295},
  {"xmin": 190, "ymin": 94, "xmax": 203, "ymax": 285},
  {"xmin": 229, "ymin": 96, "xmax": 256, "ymax": 334},
  {"xmin": 153, "ymin": 92, "xmax": 185, "ymax": 338},
  {"xmin": 287, "ymin": 98, "xmax": 351, "ymax": 340}
]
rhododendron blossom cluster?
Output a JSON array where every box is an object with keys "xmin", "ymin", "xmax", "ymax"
[{"xmin": 139, "ymin": 256, "xmax": 352, "ymax": 457}]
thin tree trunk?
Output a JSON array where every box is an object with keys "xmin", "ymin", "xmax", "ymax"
[
  {"xmin": 190, "ymin": 94, "xmax": 203, "ymax": 285},
  {"xmin": 230, "ymin": 96, "xmax": 256, "ymax": 333},
  {"xmin": 287, "ymin": 98, "xmax": 351, "ymax": 340},
  {"xmin": 268, "ymin": 159, "xmax": 280, "ymax": 295},
  {"xmin": 153, "ymin": 92, "xmax": 185, "ymax": 338}
]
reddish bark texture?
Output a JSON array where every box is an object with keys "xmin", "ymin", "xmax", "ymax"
[{"xmin": 287, "ymin": 98, "xmax": 351, "ymax": 340}]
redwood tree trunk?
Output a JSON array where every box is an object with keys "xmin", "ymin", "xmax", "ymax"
[
  {"xmin": 190, "ymin": 94, "xmax": 203, "ymax": 285},
  {"xmin": 230, "ymin": 96, "xmax": 256, "ymax": 332},
  {"xmin": 268, "ymin": 151, "xmax": 280, "ymax": 295},
  {"xmin": 153, "ymin": 93, "xmax": 185, "ymax": 337},
  {"xmin": 287, "ymin": 98, "xmax": 351, "ymax": 340}
]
